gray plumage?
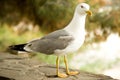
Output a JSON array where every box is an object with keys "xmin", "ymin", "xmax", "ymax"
[{"xmin": 24, "ymin": 29, "xmax": 74, "ymax": 54}]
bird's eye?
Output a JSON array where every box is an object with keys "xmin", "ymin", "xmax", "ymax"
[{"xmin": 81, "ymin": 5, "xmax": 84, "ymax": 8}]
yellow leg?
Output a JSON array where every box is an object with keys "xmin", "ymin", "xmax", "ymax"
[
  {"xmin": 56, "ymin": 56, "xmax": 68, "ymax": 78},
  {"xmin": 64, "ymin": 55, "xmax": 79, "ymax": 75}
]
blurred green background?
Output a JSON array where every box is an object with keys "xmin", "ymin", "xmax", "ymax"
[{"xmin": 0, "ymin": 0, "xmax": 120, "ymax": 79}]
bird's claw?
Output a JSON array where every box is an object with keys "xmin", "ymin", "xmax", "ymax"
[
  {"xmin": 57, "ymin": 73, "xmax": 68, "ymax": 78},
  {"xmin": 67, "ymin": 71, "xmax": 79, "ymax": 75}
]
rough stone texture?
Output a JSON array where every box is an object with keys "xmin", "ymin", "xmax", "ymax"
[{"xmin": 0, "ymin": 53, "xmax": 118, "ymax": 80}]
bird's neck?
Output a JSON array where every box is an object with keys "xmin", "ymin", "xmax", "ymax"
[{"xmin": 64, "ymin": 12, "xmax": 86, "ymax": 34}]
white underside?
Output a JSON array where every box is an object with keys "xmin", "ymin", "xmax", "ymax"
[{"xmin": 54, "ymin": 29, "xmax": 85, "ymax": 56}]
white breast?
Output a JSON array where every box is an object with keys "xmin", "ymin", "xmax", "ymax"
[{"xmin": 54, "ymin": 30, "xmax": 85, "ymax": 56}]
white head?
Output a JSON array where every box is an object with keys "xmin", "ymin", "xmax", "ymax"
[{"xmin": 75, "ymin": 3, "xmax": 92, "ymax": 16}]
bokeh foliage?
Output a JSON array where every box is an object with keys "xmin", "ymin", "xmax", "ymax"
[{"xmin": 0, "ymin": 0, "xmax": 77, "ymax": 32}]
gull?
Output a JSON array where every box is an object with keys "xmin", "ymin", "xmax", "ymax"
[{"xmin": 9, "ymin": 3, "xmax": 92, "ymax": 78}]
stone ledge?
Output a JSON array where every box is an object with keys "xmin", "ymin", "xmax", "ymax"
[{"xmin": 0, "ymin": 53, "xmax": 118, "ymax": 80}]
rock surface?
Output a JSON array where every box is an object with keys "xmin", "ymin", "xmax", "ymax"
[{"xmin": 0, "ymin": 53, "xmax": 118, "ymax": 80}]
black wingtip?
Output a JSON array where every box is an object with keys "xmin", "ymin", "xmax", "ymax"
[{"xmin": 9, "ymin": 44, "xmax": 27, "ymax": 51}]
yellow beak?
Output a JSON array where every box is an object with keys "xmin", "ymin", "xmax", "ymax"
[{"xmin": 86, "ymin": 10, "xmax": 92, "ymax": 16}]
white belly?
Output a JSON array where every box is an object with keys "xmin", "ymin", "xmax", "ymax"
[{"xmin": 54, "ymin": 33, "xmax": 85, "ymax": 56}]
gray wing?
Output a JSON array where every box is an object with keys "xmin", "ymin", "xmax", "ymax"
[
  {"xmin": 24, "ymin": 29, "xmax": 74, "ymax": 55},
  {"xmin": 41, "ymin": 29, "xmax": 70, "ymax": 39}
]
